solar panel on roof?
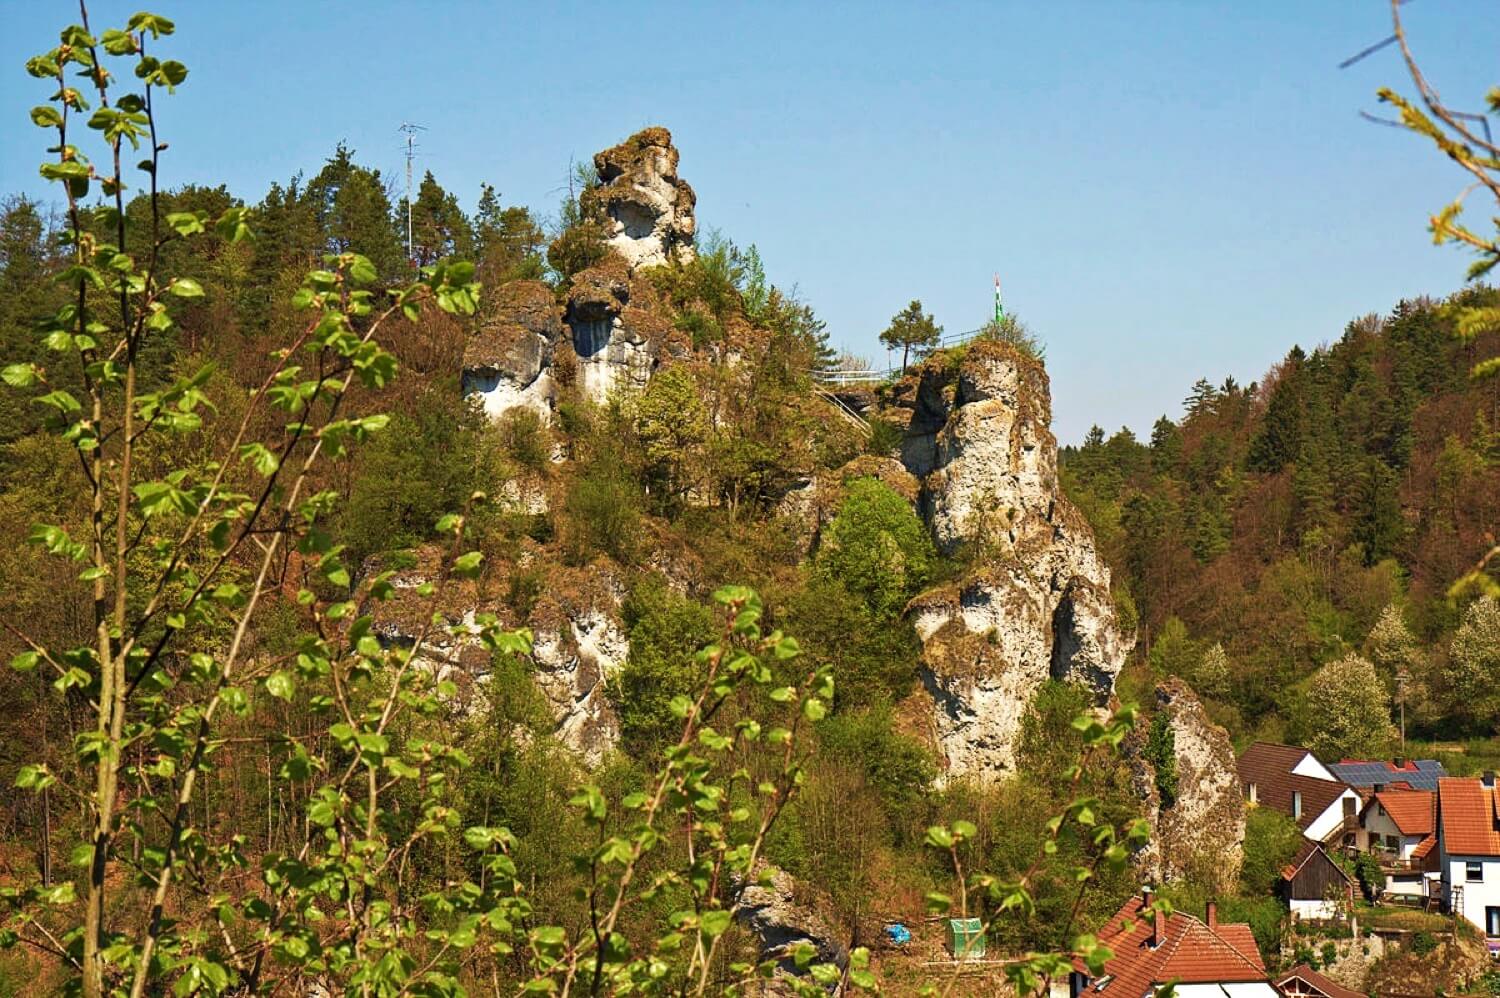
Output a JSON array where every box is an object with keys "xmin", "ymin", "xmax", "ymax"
[{"xmin": 1328, "ymin": 760, "xmax": 1447, "ymax": 790}]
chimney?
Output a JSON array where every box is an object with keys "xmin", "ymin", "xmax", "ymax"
[
  {"xmin": 1373, "ymin": 783, "xmax": 1385, "ymax": 794},
  {"xmin": 1140, "ymin": 886, "xmax": 1165, "ymax": 947},
  {"xmin": 1206, "ymin": 900, "xmax": 1217, "ymax": 931},
  {"xmin": 1484, "ymin": 771, "xmax": 1496, "ymax": 789}
]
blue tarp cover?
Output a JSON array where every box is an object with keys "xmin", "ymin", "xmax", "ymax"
[{"xmin": 883, "ymin": 923, "xmax": 911, "ymax": 945}]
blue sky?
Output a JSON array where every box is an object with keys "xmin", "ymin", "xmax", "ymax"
[{"xmin": 1, "ymin": 1, "xmax": 1493, "ymax": 443}]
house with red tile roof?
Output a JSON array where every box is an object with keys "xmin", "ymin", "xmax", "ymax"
[
  {"xmin": 1435, "ymin": 775, "xmax": 1500, "ymax": 940},
  {"xmin": 1359, "ymin": 789, "xmax": 1437, "ymax": 900},
  {"xmin": 1069, "ymin": 890, "xmax": 1277, "ymax": 998},
  {"xmin": 1237, "ymin": 744, "xmax": 1362, "ymax": 848},
  {"xmin": 1273, "ymin": 964, "xmax": 1367, "ymax": 998}
]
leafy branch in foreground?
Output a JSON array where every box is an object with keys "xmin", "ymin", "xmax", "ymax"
[{"xmin": 1376, "ymin": 0, "xmax": 1500, "ymax": 598}]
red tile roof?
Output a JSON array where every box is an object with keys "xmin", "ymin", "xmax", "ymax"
[
  {"xmin": 1077, "ymin": 896, "xmax": 1267, "ymax": 998},
  {"xmin": 1275, "ymin": 963, "xmax": 1367, "ymax": 998},
  {"xmin": 1238, "ymin": 743, "xmax": 1352, "ymax": 833},
  {"xmin": 1411, "ymin": 833, "xmax": 1437, "ymax": 861},
  {"xmin": 1369, "ymin": 790, "xmax": 1435, "ymax": 837},
  {"xmin": 1437, "ymin": 778, "xmax": 1500, "ymax": 857}
]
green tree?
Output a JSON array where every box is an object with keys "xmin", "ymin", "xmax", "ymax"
[
  {"xmin": 1300, "ymin": 654, "xmax": 1398, "ymax": 760},
  {"xmin": 1240, "ymin": 806, "xmax": 1303, "ymax": 895},
  {"xmin": 631, "ymin": 365, "xmax": 708, "ymax": 506},
  {"xmin": 303, "ymin": 142, "xmax": 406, "ymax": 277},
  {"xmin": 1193, "ymin": 642, "xmax": 1231, "ymax": 699},
  {"xmin": 879, "ymin": 298, "xmax": 941, "ymax": 373},
  {"xmin": 404, "ymin": 168, "xmax": 474, "ymax": 265},
  {"xmin": 815, "ymin": 477, "xmax": 936, "ymax": 619},
  {"xmin": 1444, "ymin": 596, "xmax": 1500, "ymax": 732},
  {"xmin": 474, "ymin": 182, "xmax": 545, "ymax": 283}
]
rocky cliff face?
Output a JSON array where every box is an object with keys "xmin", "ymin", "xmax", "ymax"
[
  {"xmin": 1126, "ymin": 679, "xmax": 1245, "ymax": 894},
  {"xmin": 462, "ymin": 280, "xmax": 563, "ymax": 420},
  {"xmin": 563, "ymin": 255, "xmax": 682, "ymax": 404},
  {"xmin": 361, "ymin": 549, "xmax": 628, "ymax": 763},
  {"xmin": 894, "ymin": 341, "xmax": 1132, "ymax": 779},
  {"xmin": 589, "ymin": 126, "xmax": 696, "ymax": 271},
  {"xmin": 464, "ymin": 128, "xmax": 696, "ymax": 418}
]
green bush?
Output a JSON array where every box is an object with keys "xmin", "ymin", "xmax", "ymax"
[
  {"xmin": 562, "ymin": 460, "xmax": 643, "ymax": 565},
  {"xmin": 816, "ymin": 702, "xmax": 935, "ymax": 819},
  {"xmin": 816, "ymin": 476, "xmax": 935, "ymax": 619},
  {"xmin": 615, "ymin": 577, "xmax": 717, "ymax": 754},
  {"xmin": 1411, "ymin": 930, "xmax": 1438, "ymax": 956},
  {"xmin": 1143, "ymin": 713, "xmax": 1178, "ymax": 807},
  {"xmin": 1218, "ymin": 896, "xmax": 1287, "ymax": 962},
  {"xmin": 499, "ymin": 407, "xmax": 550, "ymax": 472},
  {"xmin": 781, "ymin": 576, "xmax": 923, "ymax": 708},
  {"xmin": 866, "ymin": 417, "xmax": 903, "ymax": 456},
  {"xmin": 1240, "ymin": 805, "xmax": 1303, "ymax": 895}
]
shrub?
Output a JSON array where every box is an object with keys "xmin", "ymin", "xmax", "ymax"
[
  {"xmin": 615, "ymin": 577, "xmax": 717, "ymax": 754},
  {"xmin": 562, "ymin": 460, "xmax": 643, "ymax": 565},
  {"xmin": 1241, "ymin": 806, "xmax": 1304, "ymax": 895},
  {"xmin": 866, "ymin": 417, "xmax": 903, "ymax": 456},
  {"xmin": 1143, "ymin": 713, "xmax": 1178, "ymax": 807},
  {"xmin": 816, "ymin": 476, "xmax": 935, "ymax": 619},
  {"xmin": 1411, "ymin": 930, "xmax": 1438, "ymax": 956},
  {"xmin": 499, "ymin": 407, "xmax": 550, "ymax": 471}
]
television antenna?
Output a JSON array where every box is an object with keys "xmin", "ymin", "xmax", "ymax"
[{"xmin": 398, "ymin": 122, "xmax": 427, "ymax": 266}]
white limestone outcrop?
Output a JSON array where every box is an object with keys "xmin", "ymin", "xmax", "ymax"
[{"xmin": 901, "ymin": 340, "xmax": 1133, "ymax": 780}]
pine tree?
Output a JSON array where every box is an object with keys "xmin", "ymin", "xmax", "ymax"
[
  {"xmin": 878, "ymin": 300, "xmax": 941, "ymax": 373},
  {"xmin": 304, "ymin": 143, "xmax": 405, "ymax": 278},
  {"xmin": 404, "ymin": 170, "xmax": 474, "ymax": 266},
  {"xmin": 474, "ymin": 184, "xmax": 545, "ymax": 284},
  {"xmin": 1247, "ymin": 347, "xmax": 1306, "ymax": 473}
]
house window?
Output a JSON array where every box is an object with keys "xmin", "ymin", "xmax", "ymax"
[
  {"xmin": 1468, "ymin": 862, "xmax": 1484, "ymax": 883},
  {"xmin": 1385, "ymin": 834, "xmax": 1399, "ymax": 850},
  {"xmin": 1292, "ymin": 791, "xmax": 1303, "ymax": 820}
]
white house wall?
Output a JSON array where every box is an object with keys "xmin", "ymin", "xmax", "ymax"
[
  {"xmin": 1445, "ymin": 856, "xmax": 1500, "ymax": 935},
  {"xmin": 1303, "ymin": 790, "xmax": 1361, "ymax": 843},
  {"xmin": 1289, "ymin": 897, "xmax": 1341, "ymax": 921},
  {"xmin": 1292, "ymin": 754, "xmax": 1338, "ymax": 782}
]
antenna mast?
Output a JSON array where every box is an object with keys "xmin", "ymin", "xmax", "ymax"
[{"xmin": 398, "ymin": 122, "xmax": 426, "ymax": 266}]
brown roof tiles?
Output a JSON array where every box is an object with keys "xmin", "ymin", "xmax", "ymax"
[{"xmin": 1237, "ymin": 743, "xmax": 1352, "ymax": 833}]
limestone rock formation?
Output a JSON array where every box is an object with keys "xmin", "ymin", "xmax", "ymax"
[
  {"xmin": 899, "ymin": 340, "xmax": 1132, "ymax": 779},
  {"xmin": 526, "ymin": 570, "xmax": 630, "ymax": 764},
  {"xmin": 1126, "ymin": 679, "xmax": 1245, "ymax": 895},
  {"xmin": 360, "ymin": 549, "xmax": 629, "ymax": 762},
  {"xmin": 461, "ymin": 280, "xmax": 563, "ymax": 420},
  {"xmin": 563, "ymin": 256, "xmax": 679, "ymax": 404},
  {"xmin": 733, "ymin": 867, "xmax": 846, "ymax": 983},
  {"xmin": 589, "ymin": 126, "xmax": 696, "ymax": 271}
]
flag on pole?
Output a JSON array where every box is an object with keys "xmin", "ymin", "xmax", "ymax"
[{"xmin": 994, "ymin": 274, "xmax": 1003, "ymax": 323}]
